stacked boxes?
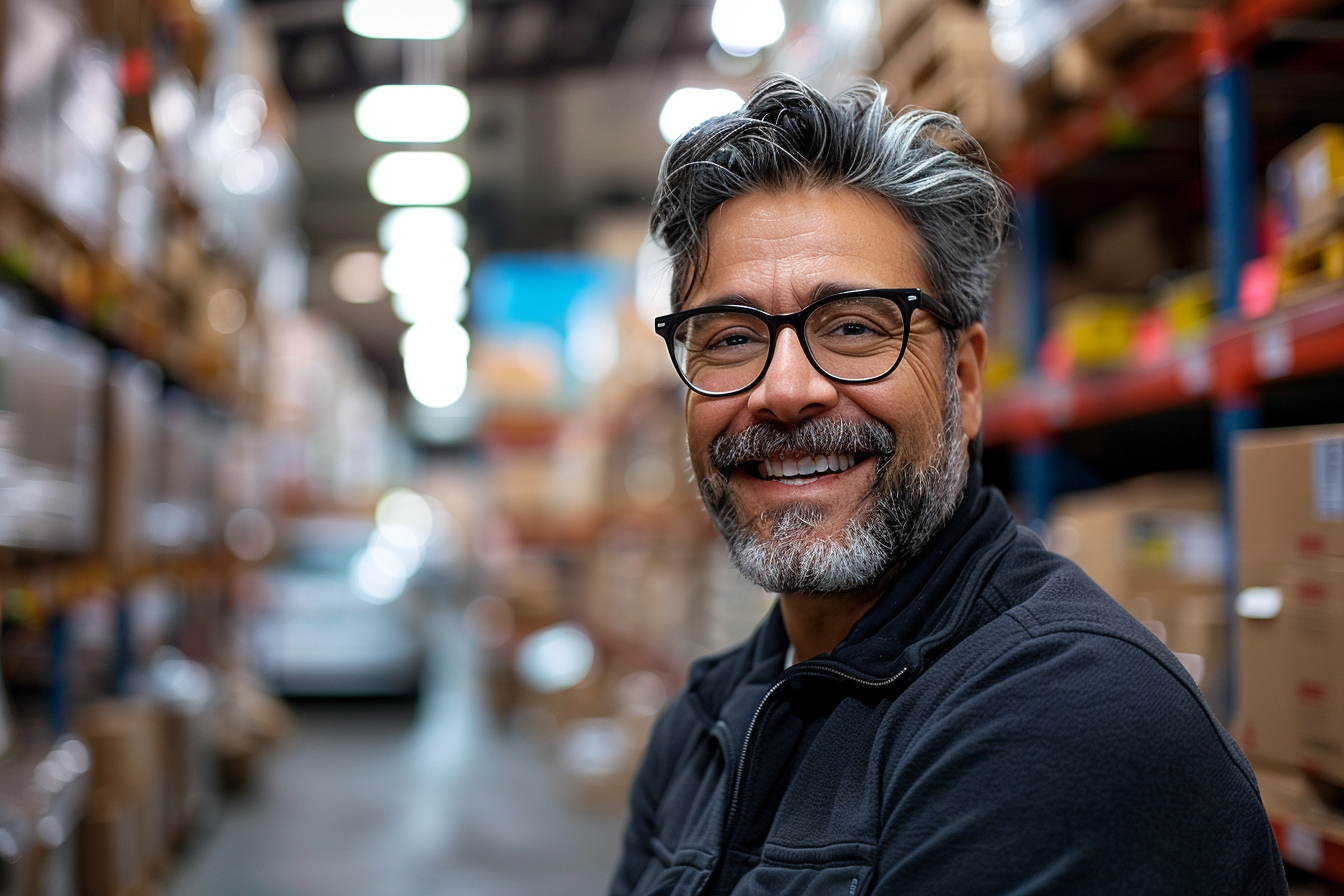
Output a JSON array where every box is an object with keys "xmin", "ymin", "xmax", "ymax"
[
  {"xmin": 1048, "ymin": 474, "xmax": 1225, "ymax": 694},
  {"xmin": 0, "ymin": 293, "xmax": 107, "ymax": 552},
  {"xmin": 74, "ymin": 698, "xmax": 216, "ymax": 895},
  {"xmin": 76, "ymin": 701, "xmax": 165, "ymax": 896},
  {"xmin": 1236, "ymin": 425, "xmax": 1344, "ymax": 588},
  {"xmin": 1270, "ymin": 126, "xmax": 1344, "ymax": 301},
  {"xmin": 1280, "ymin": 562, "xmax": 1344, "ymax": 785},
  {"xmin": 1234, "ymin": 425, "xmax": 1344, "ymax": 781},
  {"xmin": 875, "ymin": 0, "xmax": 1023, "ymax": 149},
  {"xmin": 1271, "ymin": 126, "xmax": 1344, "ymax": 244}
]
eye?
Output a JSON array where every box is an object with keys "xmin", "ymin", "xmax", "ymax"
[
  {"xmin": 819, "ymin": 317, "xmax": 884, "ymax": 338},
  {"xmin": 709, "ymin": 330, "xmax": 756, "ymax": 349}
]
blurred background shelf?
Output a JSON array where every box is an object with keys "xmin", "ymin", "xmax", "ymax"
[{"xmin": 984, "ymin": 288, "xmax": 1344, "ymax": 444}]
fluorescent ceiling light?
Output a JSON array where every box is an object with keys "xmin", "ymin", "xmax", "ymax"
[
  {"xmin": 379, "ymin": 206, "xmax": 467, "ymax": 251},
  {"xmin": 711, "ymin": 0, "xmax": 785, "ymax": 56},
  {"xmin": 402, "ymin": 319, "xmax": 470, "ymax": 408},
  {"xmin": 331, "ymin": 251, "xmax": 386, "ymax": 303},
  {"xmin": 659, "ymin": 88, "xmax": 744, "ymax": 144},
  {"xmin": 368, "ymin": 151, "xmax": 470, "ymax": 205},
  {"xmin": 355, "ymin": 85, "xmax": 469, "ymax": 143},
  {"xmin": 382, "ymin": 244, "xmax": 470, "ymax": 297},
  {"xmin": 343, "ymin": 0, "xmax": 465, "ymax": 40},
  {"xmin": 392, "ymin": 290, "xmax": 468, "ymax": 324}
]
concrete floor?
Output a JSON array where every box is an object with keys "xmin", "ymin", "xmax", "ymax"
[
  {"xmin": 162, "ymin": 603, "xmax": 1344, "ymax": 896},
  {"xmin": 166, "ymin": 610, "xmax": 625, "ymax": 896}
]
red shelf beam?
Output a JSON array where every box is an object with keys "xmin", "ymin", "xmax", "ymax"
[
  {"xmin": 1000, "ymin": 0, "xmax": 1333, "ymax": 186},
  {"xmin": 983, "ymin": 291, "xmax": 1344, "ymax": 445}
]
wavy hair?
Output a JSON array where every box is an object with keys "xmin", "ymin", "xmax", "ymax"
[{"xmin": 650, "ymin": 74, "xmax": 1012, "ymax": 328}]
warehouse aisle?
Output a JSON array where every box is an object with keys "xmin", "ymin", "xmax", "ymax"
[{"xmin": 167, "ymin": 607, "xmax": 625, "ymax": 896}]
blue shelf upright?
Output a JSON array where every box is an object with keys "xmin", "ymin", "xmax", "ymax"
[
  {"xmin": 1200, "ymin": 15, "xmax": 1260, "ymax": 720},
  {"xmin": 1011, "ymin": 188, "xmax": 1056, "ymax": 530}
]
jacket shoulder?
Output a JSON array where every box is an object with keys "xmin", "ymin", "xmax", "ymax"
[{"xmin": 878, "ymin": 601, "xmax": 1283, "ymax": 893}]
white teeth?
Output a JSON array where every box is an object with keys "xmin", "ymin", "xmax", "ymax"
[{"xmin": 756, "ymin": 451, "xmax": 861, "ymax": 480}]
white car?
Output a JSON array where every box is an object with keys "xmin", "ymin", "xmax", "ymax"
[{"xmin": 253, "ymin": 517, "xmax": 424, "ymax": 696}]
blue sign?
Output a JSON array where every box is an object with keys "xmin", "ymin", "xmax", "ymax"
[{"xmin": 470, "ymin": 254, "xmax": 626, "ymax": 337}]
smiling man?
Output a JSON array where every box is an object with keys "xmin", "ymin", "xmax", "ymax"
[{"xmin": 608, "ymin": 76, "xmax": 1286, "ymax": 896}]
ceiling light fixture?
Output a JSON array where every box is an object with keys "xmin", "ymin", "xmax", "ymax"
[
  {"xmin": 658, "ymin": 88, "xmax": 744, "ymax": 144},
  {"xmin": 379, "ymin": 206, "xmax": 468, "ymax": 251},
  {"xmin": 368, "ymin": 151, "xmax": 470, "ymax": 205},
  {"xmin": 381, "ymin": 244, "xmax": 470, "ymax": 297},
  {"xmin": 392, "ymin": 290, "xmax": 468, "ymax": 324},
  {"xmin": 343, "ymin": 0, "xmax": 466, "ymax": 40},
  {"xmin": 711, "ymin": 0, "xmax": 786, "ymax": 56},
  {"xmin": 355, "ymin": 84, "xmax": 470, "ymax": 143},
  {"xmin": 402, "ymin": 318, "xmax": 470, "ymax": 408}
]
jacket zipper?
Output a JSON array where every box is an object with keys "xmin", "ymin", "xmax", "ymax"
[{"xmin": 701, "ymin": 664, "xmax": 910, "ymax": 895}]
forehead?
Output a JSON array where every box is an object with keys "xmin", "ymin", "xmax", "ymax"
[{"xmin": 687, "ymin": 187, "xmax": 929, "ymax": 310}]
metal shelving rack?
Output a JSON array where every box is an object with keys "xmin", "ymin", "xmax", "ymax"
[{"xmin": 985, "ymin": 0, "xmax": 1344, "ymax": 879}]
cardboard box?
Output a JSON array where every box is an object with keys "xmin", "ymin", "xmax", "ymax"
[
  {"xmin": 1048, "ymin": 473, "xmax": 1220, "ymax": 600},
  {"xmin": 1125, "ymin": 573, "xmax": 1226, "ymax": 694},
  {"xmin": 1234, "ymin": 577, "xmax": 1297, "ymax": 769},
  {"xmin": 76, "ymin": 700, "xmax": 168, "ymax": 882},
  {"xmin": 1048, "ymin": 475, "xmax": 1226, "ymax": 697},
  {"xmin": 1283, "ymin": 559, "xmax": 1344, "ymax": 787},
  {"xmin": 1269, "ymin": 124, "xmax": 1344, "ymax": 241},
  {"xmin": 1235, "ymin": 425, "xmax": 1344, "ymax": 586},
  {"xmin": 75, "ymin": 789, "xmax": 137, "ymax": 896}
]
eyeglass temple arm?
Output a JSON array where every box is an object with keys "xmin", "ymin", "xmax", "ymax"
[{"xmin": 917, "ymin": 291, "xmax": 961, "ymax": 328}]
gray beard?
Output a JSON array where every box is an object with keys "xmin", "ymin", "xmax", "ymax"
[{"xmin": 696, "ymin": 367, "xmax": 969, "ymax": 595}]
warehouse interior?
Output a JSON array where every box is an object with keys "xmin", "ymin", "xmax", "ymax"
[{"xmin": 2, "ymin": 0, "xmax": 1344, "ymax": 891}]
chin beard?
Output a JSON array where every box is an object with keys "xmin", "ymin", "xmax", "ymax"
[{"xmin": 697, "ymin": 364, "xmax": 969, "ymax": 596}]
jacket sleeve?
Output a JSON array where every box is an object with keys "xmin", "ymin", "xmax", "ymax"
[
  {"xmin": 608, "ymin": 693, "xmax": 697, "ymax": 896},
  {"xmin": 870, "ymin": 629, "xmax": 1287, "ymax": 896}
]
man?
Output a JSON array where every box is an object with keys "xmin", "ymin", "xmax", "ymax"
[{"xmin": 609, "ymin": 75, "xmax": 1287, "ymax": 895}]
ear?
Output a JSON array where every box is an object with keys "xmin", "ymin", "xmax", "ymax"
[{"xmin": 955, "ymin": 323, "xmax": 988, "ymax": 444}]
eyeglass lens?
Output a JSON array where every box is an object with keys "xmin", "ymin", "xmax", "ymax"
[{"xmin": 671, "ymin": 295, "xmax": 907, "ymax": 394}]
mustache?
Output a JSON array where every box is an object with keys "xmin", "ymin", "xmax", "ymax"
[{"xmin": 707, "ymin": 417, "xmax": 896, "ymax": 476}]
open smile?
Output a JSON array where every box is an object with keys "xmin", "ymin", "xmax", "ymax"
[{"xmin": 744, "ymin": 451, "xmax": 870, "ymax": 486}]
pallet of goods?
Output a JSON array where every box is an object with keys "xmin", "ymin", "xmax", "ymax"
[
  {"xmin": 874, "ymin": 0, "xmax": 1024, "ymax": 149},
  {"xmin": 1233, "ymin": 424, "xmax": 1344, "ymax": 883},
  {"xmin": 1050, "ymin": 0, "xmax": 1212, "ymax": 101},
  {"xmin": 1271, "ymin": 126, "xmax": 1344, "ymax": 304}
]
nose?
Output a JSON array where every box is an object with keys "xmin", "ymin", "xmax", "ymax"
[{"xmin": 745, "ymin": 326, "xmax": 838, "ymax": 425}]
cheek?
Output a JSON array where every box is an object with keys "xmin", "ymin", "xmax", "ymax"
[
  {"xmin": 846, "ymin": 371, "xmax": 944, "ymax": 453},
  {"xmin": 685, "ymin": 397, "xmax": 736, "ymax": 475}
]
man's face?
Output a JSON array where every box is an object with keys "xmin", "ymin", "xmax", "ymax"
[{"xmin": 683, "ymin": 187, "xmax": 985, "ymax": 595}]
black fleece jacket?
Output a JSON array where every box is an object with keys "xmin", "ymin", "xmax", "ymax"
[{"xmin": 609, "ymin": 464, "xmax": 1287, "ymax": 896}]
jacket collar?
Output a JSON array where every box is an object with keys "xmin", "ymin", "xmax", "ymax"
[{"xmin": 684, "ymin": 461, "xmax": 1018, "ymax": 725}]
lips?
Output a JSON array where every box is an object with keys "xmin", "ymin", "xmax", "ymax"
[{"xmin": 752, "ymin": 452, "xmax": 860, "ymax": 485}]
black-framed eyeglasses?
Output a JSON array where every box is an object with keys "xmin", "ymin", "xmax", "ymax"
[{"xmin": 654, "ymin": 288, "xmax": 956, "ymax": 398}]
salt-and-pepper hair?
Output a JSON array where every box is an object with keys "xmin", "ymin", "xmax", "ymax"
[{"xmin": 650, "ymin": 74, "xmax": 1013, "ymax": 327}]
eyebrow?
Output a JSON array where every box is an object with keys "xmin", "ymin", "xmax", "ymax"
[{"xmin": 692, "ymin": 282, "xmax": 876, "ymax": 311}]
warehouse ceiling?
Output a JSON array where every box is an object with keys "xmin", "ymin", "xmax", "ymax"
[{"xmin": 249, "ymin": 0, "xmax": 721, "ymax": 386}]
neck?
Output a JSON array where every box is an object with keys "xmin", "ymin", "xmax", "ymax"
[{"xmin": 778, "ymin": 569, "xmax": 897, "ymax": 663}]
